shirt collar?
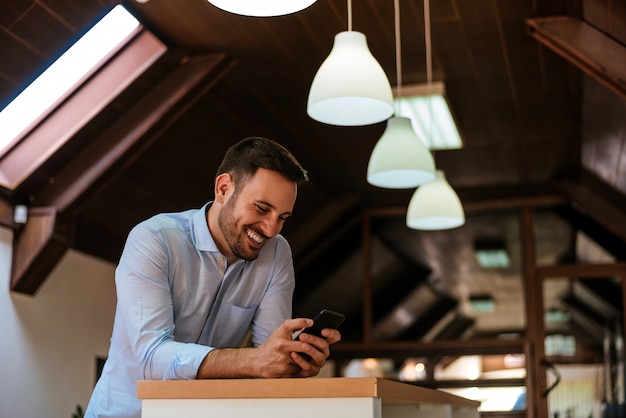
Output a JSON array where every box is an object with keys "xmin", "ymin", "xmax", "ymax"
[{"xmin": 192, "ymin": 201, "xmax": 219, "ymax": 252}]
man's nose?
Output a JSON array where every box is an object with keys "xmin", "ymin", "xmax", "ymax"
[{"xmin": 261, "ymin": 217, "xmax": 282, "ymax": 238}]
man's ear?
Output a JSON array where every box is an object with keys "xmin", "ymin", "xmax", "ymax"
[{"xmin": 214, "ymin": 173, "xmax": 233, "ymax": 203}]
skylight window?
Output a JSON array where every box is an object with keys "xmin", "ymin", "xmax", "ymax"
[{"xmin": 0, "ymin": 5, "xmax": 140, "ymax": 156}]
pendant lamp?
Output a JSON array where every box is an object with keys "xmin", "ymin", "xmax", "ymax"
[
  {"xmin": 406, "ymin": 170, "xmax": 464, "ymax": 230},
  {"xmin": 307, "ymin": 0, "xmax": 393, "ymax": 126},
  {"xmin": 206, "ymin": 0, "xmax": 317, "ymax": 17},
  {"xmin": 405, "ymin": 0, "xmax": 464, "ymax": 230},
  {"xmin": 367, "ymin": 116, "xmax": 435, "ymax": 188},
  {"xmin": 367, "ymin": 0, "xmax": 435, "ymax": 188}
]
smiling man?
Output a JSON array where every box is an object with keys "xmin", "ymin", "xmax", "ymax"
[{"xmin": 85, "ymin": 137, "xmax": 342, "ymax": 418}]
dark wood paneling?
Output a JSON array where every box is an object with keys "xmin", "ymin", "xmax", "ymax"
[{"xmin": 0, "ymin": 3, "xmax": 624, "ymax": 402}]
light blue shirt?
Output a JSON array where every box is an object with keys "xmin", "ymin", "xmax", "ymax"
[{"xmin": 85, "ymin": 202, "xmax": 295, "ymax": 418}]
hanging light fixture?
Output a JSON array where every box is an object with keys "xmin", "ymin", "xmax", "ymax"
[
  {"xmin": 206, "ymin": 0, "xmax": 317, "ymax": 17},
  {"xmin": 307, "ymin": 0, "xmax": 394, "ymax": 126},
  {"xmin": 395, "ymin": 82, "xmax": 463, "ymax": 150},
  {"xmin": 367, "ymin": 0, "xmax": 435, "ymax": 188},
  {"xmin": 367, "ymin": 117, "xmax": 435, "ymax": 188},
  {"xmin": 406, "ymin": 170, "xmax": 464, "ymax": 230},
  {"xmin": 406, "ymin": 0, "xmax": 464, "ymax": 230}
]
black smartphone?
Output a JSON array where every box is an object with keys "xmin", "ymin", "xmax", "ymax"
[{"xmin": 292, "ymin": 309, "xmax": 345, "ymax": 340}]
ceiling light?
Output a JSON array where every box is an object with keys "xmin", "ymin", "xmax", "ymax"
[
  {"xmin": 206, "ymin": 0, "xmax": 317, "ymax": 17},
  {"xmin": 403, "ymin": 0, "xmax": 465, "ymax": 231},
  {"xmin": 474, "ymin": 239, "xmax": 510, "ymax": 268},
  {"xmin": 544, "ymin": 334, "xmax": 576, "ymax": 356},
  {"xmin": 406, "ymin": 170, "xmax": 465, "ymax": 230},
  {"xmin": 503, "ymin": 354, "xmax": 526, "ymax": 368},
  {"xmin": 475, "ymin": 249, "xmax": 510, "ymax": 268},
  {"xmin": 367, "ymin": 116, "xmax": 435, "ymax": 188},
  {"xmin": 469, "ymin": 295, "xmax": 495, "ymax": 313},
  {"xmin": 366, "ymin": 0, "xmax": 435, "ymax": 188},
  {"xmin": 307, "ymin": 1, "xmax": 393, "ymax": 126},
  {"xmin": 394, "ymin": 82, "xmax": 463, "ymax": 150},
  {"xmin": 545, "ymin": 309, "xmax": 570, "ymax": 324}
]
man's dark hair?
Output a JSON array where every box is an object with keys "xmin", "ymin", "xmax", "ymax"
[{"xmin": 216, "ymin": 137, "xmax": 309, "ymax": 189}]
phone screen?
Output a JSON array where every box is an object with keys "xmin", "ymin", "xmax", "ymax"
[{"xmin": 293, "ymin": 309, "xmax": 345, "ymax": 340}]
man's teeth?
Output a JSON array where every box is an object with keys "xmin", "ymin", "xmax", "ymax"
[{"xmin": 246, "ymin": 229, "xmax": 263, "ymax": 244}]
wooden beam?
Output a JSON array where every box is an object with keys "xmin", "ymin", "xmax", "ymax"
[
  {"xmin": 526, "ymin": 16, "xmax": 626, "ymax": 100},
  {"xmin": 290, "ymin": 194, "xmax": 361, "ymax": 262},
  {"xmin": 0, "ymin": 30, "xmax": 167, "ymax": 190},
  {"xmin": 10, "ymin": 53, "xmax": 235, "ymax": 294},
  {"xmin": 363, "ymin": 191, "xmax": 567, "ymax": 219},
  {"xmin": 33, "ymin": 53, "xmax": 235, "ymax": 213},
  {"xmin": 519, "ymin": 206, "xmax": 546, "ymax": 418},
  {"xmin": 555, "ymin": 177, "xmax": 626, "ymax": 244},
  {"xmin": 537, "ymin": 262, "xmax": 626, "ymax": 278},
  {"xmin": 11, "ymin": 207, "xmax": 71, "ymax": 294},
  {"xmin": 0, "ymin": 198, "xmax": 15, "ymax": 229},
  {"xmin": 362, "ymin": 212, "xmax": 373, "ymax": 344},
  {"xmin": 330, "ymin": 338, "xmax": 524, "ymax": 359}
]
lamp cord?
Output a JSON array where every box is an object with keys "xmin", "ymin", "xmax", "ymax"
[
  {"xmin": 424, "ymin": 0, "xmax": 432, "ymax": 86},
  {"xmin": 347, "ymin": 0, "xmax": 352, "ymax": 31},
  {"xmin": 394, "ymin": 0, "xmax": 401, "ymax": 115},
  {"xmin": 424, "ymin": 0, "xmax": 434, "ymax": 146}
]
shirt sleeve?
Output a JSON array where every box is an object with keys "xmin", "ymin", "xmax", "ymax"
[
  {"xmin": 115, "ymin": 222, "xmax": 212, "ymax": 380},
  {"xmin": 250, "ymin": 236, "xmax": 295, "ymax": 347}
]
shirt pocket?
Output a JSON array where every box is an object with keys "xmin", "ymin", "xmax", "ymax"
[{"xmin": 211, "ymin": 304, "xmax": 257, "ymax": 348}]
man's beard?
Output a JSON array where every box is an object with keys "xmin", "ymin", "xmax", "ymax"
[{"xmin": 217, "ymin": 193, "xmax": 260, "ymax": 261}]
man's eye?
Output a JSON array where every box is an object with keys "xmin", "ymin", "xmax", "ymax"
[{"xmin": 256, "ymin": 205, "xmax": 269, "ymax": 213}]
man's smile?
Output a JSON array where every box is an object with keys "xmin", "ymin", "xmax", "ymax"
[{"xmin": 246, "ymin": 228, "xmax": 265, "ymax": 246}]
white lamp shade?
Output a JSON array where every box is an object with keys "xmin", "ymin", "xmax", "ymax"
[
  {"xmin": 406, "ymin": 170, "xmax": 465, "ymax": 230},
  {"xmin": 207, "ymin": 0, "xmax": 317, "ymax": 16},
  {"xmin": 307, "ymin": 31, "xmax": 394, "ymax": 126},
  {"xmin": 367, "ymin": 116, "xmax": 436, "ymax": 188}
]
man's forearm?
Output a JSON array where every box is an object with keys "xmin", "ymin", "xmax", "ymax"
[
  {"xmin": 196, "ymin": 347, "xmax": 263, "ymax": 379},
  {"xmin": 195, "ymin": 319, "xmax": 323, "ymax": 379}
]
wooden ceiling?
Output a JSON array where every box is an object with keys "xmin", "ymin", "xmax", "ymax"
[{"xmin": 1, "ymin": 0, "xmax": 625, "ymax": 356}]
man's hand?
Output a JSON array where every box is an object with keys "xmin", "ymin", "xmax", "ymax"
[
  {"xmin": 290, "ymin": 321, "xmax": 341, "ymax": 376},
  {"xmin": 196, "ymin": 318, "xmax": 341, "ymax": 379}
]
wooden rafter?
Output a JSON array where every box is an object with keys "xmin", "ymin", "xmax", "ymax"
[
  {"xmin": 527, "ymin": 16, "xmax": 626, "ymax": 100},
  {"xmin": 10, "ymin": 53, "xmax": 235, "ymax": 294}
]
